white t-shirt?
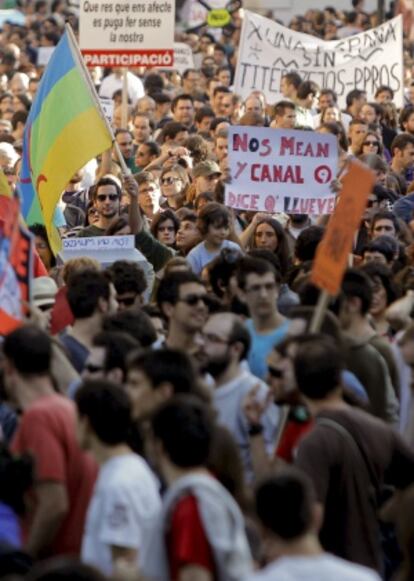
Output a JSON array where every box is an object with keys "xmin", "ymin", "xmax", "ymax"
[
  {"xmin": 81, "ymin": 453, "xmax": 161, "ymax": 575},
  {"xmin": 248, "ymin": 554, "xmax": 381, "ymax": 581}
]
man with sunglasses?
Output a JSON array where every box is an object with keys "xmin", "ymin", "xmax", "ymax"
[
  {"xmin": 77, "ymin": 175, "xmax": 137, "ymax": 238},
  {"xmin": 156, "ymin": 271, "xmax": 210, "ymax": 356},
  {"xmin": 106, "ymin": 260, "xmax": 147, "ymax": 313}
]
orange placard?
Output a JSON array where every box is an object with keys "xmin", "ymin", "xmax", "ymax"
[{"xmin": 310, "ymin": 160, "xmax": 375, "ymax": 296}]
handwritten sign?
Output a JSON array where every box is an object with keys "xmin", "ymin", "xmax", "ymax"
[
  {"xmin": 225, "ymin": 126, "xmax": 338, "ymax": 214},
  {"xmin": 99, "ymin": 97, "xmax": 114, "ymax": 124},
  {"xmin": 234, "ymin": 11, "xmax": 403, "ymax": 108},
  {"xmin": 63, "ymin": 235, "xmax": 135, "ymax": 251},
  {"xmin": 161, "ymin": 42, "xmax": 195, "ymax": 75},
  {"xmin": 311, "ymin": 160, "xmax": 375, "ymax": 296},
  {"xmin": 79, "ymin": 0, "xmax": 175, "ymax": 68}
]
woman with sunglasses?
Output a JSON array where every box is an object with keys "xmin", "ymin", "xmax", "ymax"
[
  {"xmin": 357, "ymin": 131, "xmax": 384, "ymax": 158},
  {"xmin": 150, "ymin": 209, "xmax": 180, "ymax": 248},
  {"xmin": 159, "ymin": 164, "xmax": 189, "ymax": 211}
]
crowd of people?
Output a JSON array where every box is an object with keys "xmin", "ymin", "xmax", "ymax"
[{"xmin": 3, "ymin": 0, "xmax": 414, "ymax": 580}]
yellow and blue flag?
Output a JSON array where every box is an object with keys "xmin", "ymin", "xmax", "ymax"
[{"xmin": 18, "ymin": 29, "xmax": 112, "ymax": 253}]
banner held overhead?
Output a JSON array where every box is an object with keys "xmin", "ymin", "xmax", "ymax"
[
  {"xmin": 80, "ymin": 0, "xmax": 175, "ymax": 67},
  {"xmin": 234, "ymin": 11, "xmax": 403, "ymax": 109}
]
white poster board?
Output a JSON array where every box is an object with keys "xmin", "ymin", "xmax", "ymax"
[
  {"xmin": 234, "ymin": 11, "xmax": 403, "ymax": 108},
  {"xmin": 99, "ymin": 97, "xmax": 114, "ymax": 124},
  {"xmin": 225, "ymin": 126, "xmax": 338, "ymax": 214},
  {"xmin": 79, "ymin": 0, "xmax": 175, "ymax": 67},
  {"xmin": 37, "ymin": 47, "xmax": 55, "ymax": 67}
]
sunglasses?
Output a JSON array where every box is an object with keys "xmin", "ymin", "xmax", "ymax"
[
  {"xmin": 178, "ymin": 294, "xmax": 210, "ymax": 307},
  {"xmin": 97, "ymin": 194, "xmax": 119, "ymax": 202},
  {"xmin": 117, "ymin": 296, "xmax": 136, "ymax": 307},
  {"xmin": 363, "ymin": 141, "xmax": 379, "ymax": 147},
  {"xmin": 161, "ymin": 177, "xmax": 180, "ymax": 185},
  {"xmin": 85, "ymin": 363, "xmax": 104, "ymax": 373},
  {"xmin": 268, "ymin": 366, "xmax": 283, "ymax": 379}
]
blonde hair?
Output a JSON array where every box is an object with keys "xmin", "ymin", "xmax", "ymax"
[{"xmin": 63, "ymin": 257, "xmax": 101, "ymax": 285}]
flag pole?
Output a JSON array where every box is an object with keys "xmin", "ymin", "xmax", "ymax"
[{"xmin": 64, "ymin": 23, "xmax": 130, "ymax": 175}]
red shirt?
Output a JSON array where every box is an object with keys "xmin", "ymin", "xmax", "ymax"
[
  {"xmin": 167, "ymin": 495, "xmax": 216, "ymax": 580},
  {"xmin": 11, "ymin": 394, "xmax": 98, "ymax": 556},
  {"xmin": 50, "ymin": 286, "xmax": 74, "ymax": 335}
]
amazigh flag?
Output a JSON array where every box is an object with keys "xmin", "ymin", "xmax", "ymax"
[{"xmin": 19, "ymin": 27, "xmax": 112, "ymax": 253}]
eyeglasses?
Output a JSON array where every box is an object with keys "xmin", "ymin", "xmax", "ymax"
[
  {"xmin": 178, "ymin": 294, "xmax": 210, "ymax": 307},
  {"xmin": 85, "ymin": 363, "xmax": 104, "ymax": 373},
  {"xmin": 117, "ymin": 295, "xmax": 137, "ymax": 307},
  {"xmin": 363, "ymin": 141, "xmax": 379, "ymax": 147},
  {"xmin": 96, "ymin": 194, "xmax": 119, "ymax": 202},
  {"xmin": 202, "ymin": 332, "xmax": 230, "ymax": 345},
  {"xmin": 161, "ymin": 176, "xmax": 180, "ymax": 185},
  {"xmin": 268, "ymin": 365, "xmax": 283, "ymax": 379}
]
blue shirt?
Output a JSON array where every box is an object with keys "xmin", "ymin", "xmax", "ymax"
[{"xmin": 245, "ymin": 318, "xmax": 290, "ymax": 380}]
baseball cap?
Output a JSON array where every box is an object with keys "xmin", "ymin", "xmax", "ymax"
[
  {"xmin": 32, "ymin": 276, "xmax": 58, "ymax": 309},
  {"xmin": 192, "ymin": 160, "xmax": 222, "ymax": 179}
]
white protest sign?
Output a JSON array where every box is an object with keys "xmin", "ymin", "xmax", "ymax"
[
  {"xmin": 225, "ymin": 126, "xmax": 338, "ymax": 214},
  {"xmin": 79, "ymin": 0, "xmax": 175, "ymax": 68},
  {"xmin": 37, "ymin": 47, "xmax": 55, "ymax": 66},
  {"xmin": 234, "ymin": 11, "xmax": 403, "ymax": 109},
  {"xmin": 170, "ymin": 42, "xmax": 194, "ymax": 74},
  {"xmin": 63, "ymin": 235, "xmax": 135, "ymax": 251},
  {"xmin": 99, "ymin": 97, "xmax": 114, "ymax": 124}
]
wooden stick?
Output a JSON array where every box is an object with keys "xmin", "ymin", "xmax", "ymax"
[
  {"xmin": 309, "ymin": 289, "xmax": 331, "ymax": 333},
  {"xmin": 121, "ymin": 68, "xmax": 128, "ymax": 128}
]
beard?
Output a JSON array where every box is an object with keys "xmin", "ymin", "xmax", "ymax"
[{"xmin": 201, "ymin": 351, "xmax": 230, "ymax": 379}]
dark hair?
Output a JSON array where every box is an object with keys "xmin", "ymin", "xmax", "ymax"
[
  {"xmin": 236, "ymin": 256, "xmax": 280, "ymax": 290},
  {"xmin": 156, "ymin": 270, "xmax": 202, "ymax": 307},
  {"xmin": 319, "ymin": 121, "xmax": 349, "ymax": 151},
  {"xmin": 360, "ymin": 262, "xmax": 397, "ymax": 306},
  {"xmin": 207, "ymin": 248, "xmax": 241, "ymax": 299},
  {"xmin": 103, "ymin": 310, "xmax": 156, "ymax": 346},
  {"xmin": 297, "ymin": 80, "xmax": 319, "ymax": 100},
  {"xmin": 195, "ymin": 106, "xmax": 215, "ymax": 125},
  {"xmin": 92, "ymin": 331, "xmax": 139, "ymax": 377},
  {"xmin": 29, "ymin": 223, "xmax": 56, "ymax": 267},
  {"xmin": 67, "ymin": 270, "xmax": 110, "ymax": 319},
  {"xmin": 293, "ymin": 334, "xmax": 344, "ymax": 399},
  {"xmin": 341, "ymin": 268, "xmax": 373, "ymax": 314},
  {"xmin": 295, "ymin": 226, "xmax": 324, "ymax": 262},
  {"xmin": 26, "ymin": 557, "xmax": 107, "ymax": 581},
  {"xmin": 197, "ymin": 202, "xmax": 230, "ymax": 236},
  {"xmin": 184, "ymin": 134, "xmax": 210, "ymax": 164},
  {"xmin": 228, "ymin": 316, "xmax": 251, "ymax": 360},
  {"xmin": 273, "ymin": 100, "xmax": 296, "ymax": 118},
  {"xmin": 3, "ymin": 325, "xmax": 51, "ymax": 376},
  {"xmin": 362, "ymin": 235, "xmax": 397, "ymax": 263},
  {"xmin": 75, "ymin": 380, "xmax": 132, "ymax": 445},
  {"xmin": 144, "ymin": 73, "xmax": 164, "ymax": 95},
  {"xmin": 0, "ymin": 445, "xmax": 33, "ymax": 515},
  {"xmin": 255, "ymin": 468, "xmax": 315, "ymax": 539},
  {"xmin": 391, "ymin": 133, "xmax": 414, "ymax": 154},
  {"xmin": 252, "ymin": 218, "xmax": 291, "ymax": 275},
  {"xmin": 319, "ymin": 88, "xmax": 337, "ymax": 102},
  {"xmin": 346, "ymin": 88, "xmax": 366, "ymax": 108},
  {"xmin": 158, "ymin": 121, "xmax": 187, "ymax": 144},
  {"xmin": 171, "ymin": 93, "xmax": 194, "ymax": 112},
  {"xmin": 375, "ymin": 85, "xmax": 394, "ymax": 99},
  {"xmin": 128, "ymin": 348, "xmax": 199, "ymax": 394},
  {"xmin": 400, "ymin": 106, "xmax": 414, "ymax": 132},
  {"xmin": 370, "ymin": 210, "xmax": 399, "ymax": 235},
  {"xmin": 11, "ymin": 110, "xmax": 27, "ymax": 130},
  {"xmin": 150, "ymin": 208, "xmax": 180, "ymax": 240},
  {"xmin": 281, "ymin": 72, "xmax": 302, "ymax": 89},
  {"xmin": 151, "ymin": 397, "xmax": 213, "ymax": 468},
  {"xmin": 93, "ymin": 176, "xmax": 121, "ymax": 200},
  {"xmin": 106, "ymin": 260, "xmax": 147, "ymax": 296},
  {"xmin": 140, "ymin": 140, "xmax": 160, "ymax": 158}
]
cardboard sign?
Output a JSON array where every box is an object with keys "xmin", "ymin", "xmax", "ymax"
[
  {"xmin": 79, "ymin": 0, "xmax": 175, "ymax": 67},
  {"xmin": 37, "ymin": 46, "xmax": 55, "ymax": 66},
  {"xmin": 99, "ymin": 97, "xmax": 114, "ymax": 124},
  {"xmin": 234, "ymin": 11, "xmax": 404, "ymax": 108},
  {"xmin": 62, "ymin": 235, "xmax": 135, "ymax": 251},
  {"xmin": 225, "ymin": 126, "xmax": 338, "ymax": 214},
  {"xmin": 310, "ymin": 160, "xmax": 375, "ymax": 296}
]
